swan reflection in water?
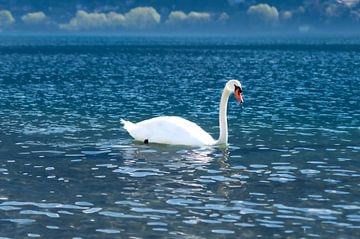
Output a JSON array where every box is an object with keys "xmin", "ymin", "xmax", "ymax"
[
  {"xmin": 113, "ymin": 143, "xmax": 246, "ymax": 190},
  {"xmin": 113, "ymin": 143, "xmax": 230, "ymax": 165},
  {"xmin": 111, "ymin": 144, "xmax": 248, "ymax": 209}
]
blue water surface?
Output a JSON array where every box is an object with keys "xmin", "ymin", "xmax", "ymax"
[{"xmin": 0, "ymin": 35, "xmax": 359, "ymax": 238}]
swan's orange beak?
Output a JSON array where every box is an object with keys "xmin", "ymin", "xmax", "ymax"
[{"xmin": 234, "ymin": 86, "xmax": 243, "ymax": 104}]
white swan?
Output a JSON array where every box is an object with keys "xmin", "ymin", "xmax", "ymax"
[{"xmin": 121, "ymin": 79, "xmax": 243, "ymax": 146}]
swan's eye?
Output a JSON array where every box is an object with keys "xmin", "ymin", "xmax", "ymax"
[{"xmin": 234, "ymin": 85, "xmax": 242, "ymax": 93}]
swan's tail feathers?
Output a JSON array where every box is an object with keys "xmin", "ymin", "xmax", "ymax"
[{"xmin": 120, "ymin": 119, "xmax": 136, "ymax": 132}]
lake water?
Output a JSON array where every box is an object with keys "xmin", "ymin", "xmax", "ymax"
[{"xmin": 0, "ymin": 35, "xmax": 359, "ymax": 238}]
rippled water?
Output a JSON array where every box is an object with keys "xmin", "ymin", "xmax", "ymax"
[{"xmin": 0, "ymin": 36, "xmax": 360, "ymax": 238}]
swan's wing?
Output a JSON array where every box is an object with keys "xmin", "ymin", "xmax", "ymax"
[
  {"xmin": 120, "ymin": 119, "xmax": 136, "ymax": 132},
  {"xmin": 122, "ymin": 116, "xmax": 215, "ymax": 146}
]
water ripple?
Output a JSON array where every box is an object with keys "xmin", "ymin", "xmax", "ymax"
[{"xmin": 0, "ymin": 36, "xmax": 359, "ymax": 238}]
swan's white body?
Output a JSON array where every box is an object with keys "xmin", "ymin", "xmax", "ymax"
[
  {"xmin": 121, "ymin": 117, "xmax": 216, "ymax": 146},
  {"xmin": 121, "ymin": 80, "xmax": 243, "ymax": 146}
]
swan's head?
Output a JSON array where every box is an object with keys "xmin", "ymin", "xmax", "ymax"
[{"xmin": 226, "ymin": 79, "xmax": 243, "ymax": 104}]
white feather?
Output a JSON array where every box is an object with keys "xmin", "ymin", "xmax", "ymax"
[{"xmin": 121, "ymin": 116, "xmax": 216, "ymax": 146}]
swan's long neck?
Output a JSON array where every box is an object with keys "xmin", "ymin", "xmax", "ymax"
[{"xmin": 217, "ymin": 87, "xmax": 230, "ymax": 145}]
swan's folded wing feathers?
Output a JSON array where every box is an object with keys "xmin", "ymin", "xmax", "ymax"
[
  {"xmin": 120, "ymin": 119, "xmax": 136, "ymax": 132},
  {"xmin": 127, "ymin": 116, "xmax": 215, "ymax": 146}
]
